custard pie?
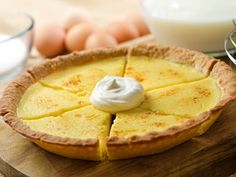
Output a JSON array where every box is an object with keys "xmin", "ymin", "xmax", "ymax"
[{"xmin": 1, "ymin": 44, "xmax": 236, "ymax": 160}]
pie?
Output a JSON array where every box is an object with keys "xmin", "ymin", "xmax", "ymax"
[{"xmin": 1, "ymin": 44, "xmax": 236, "ymax": 161}]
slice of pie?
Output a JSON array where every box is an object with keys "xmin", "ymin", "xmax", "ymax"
[
  {"xmin": 1, "ymin": 45, "xmax": 235, "ymax": 161},
  {"xmin": 22, "ymin": 105, "xmax": 111, "ymax": 160},
  {"xmin": 140, "ymin": 77, "xmax": 221, "ymax": 117}
]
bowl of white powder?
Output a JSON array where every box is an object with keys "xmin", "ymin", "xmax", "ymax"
[{"xmin": 0, "ymin": 12, "xmax": 34, "ymax": 82}]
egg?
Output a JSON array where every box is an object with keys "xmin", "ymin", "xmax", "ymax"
[
  {"xmin": 85, "ymin": 31, "xmax": 118, "ymax": 50},
  {"xmin": 35, "ymin": 23, "xmax": 65, "ymax": 58},
  {"xmin": 127, "ymin": 11, "xmax": 150, "ymax": 36},
  {"xmin": 63, "ymin": 10, "xmax": 92, "ymax": 31},
  {"xmin": 106, "ymin": 21, "xmax": 139, "ymax": 43},
  {"xmin": 65, "ymin": 23, "xmax": 97, "ymax": 52}
]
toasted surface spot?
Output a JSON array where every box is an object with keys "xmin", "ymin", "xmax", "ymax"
[
  {"xmin": 17, "ymin": 83, "xmax": 89, "ymax": 119},
  {"xmin": 40, "ymin": 57, "xmax": 126, "ymax": 95},
  {"xmin": 125, "ymin": 56, "xmax": 206, "ymax": 90}
]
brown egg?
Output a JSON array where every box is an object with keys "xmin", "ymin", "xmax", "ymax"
[
  {"xmin": 127, "ymin": 11, "xmax": 150, "ymax": 36},
  {"xmin": 35, "ymin": 23, "xmax": 65, "ymax": 58},
  {"xmin": 106, "ymin": 21, "xmax": 139, "ymax": 43},
  {"xmin": 63, "ymin": 10, "xmax": 92, "ymax": 31},
  {"xmin": 85, "ymin": 31, "xmax": 118, "ymax": 50},
  {"xmin": 65, "ymin": 23, "xmax": 97, "ymax": 52}
]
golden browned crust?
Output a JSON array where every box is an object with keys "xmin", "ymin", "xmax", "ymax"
[
  {"xmin": 106, "ymin": 44, "xmax": 236, "ymax": 159},
  {"xmin": 33, "ymin": 139, "xmax": 101, "ymax": 161},
  {"xmin": 1, "ymin": 44, "xmax": 236, "ymax": 160},
  {"xmin": 0, "ymin": 72, "xmax": 34, "ymax": 116},
  {"xmin": 210, "ymin": 61, "xmax": 236, "ymax": 111}
]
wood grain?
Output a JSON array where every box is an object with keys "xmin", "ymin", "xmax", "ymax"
[{"xmin": 0, "ymin": 100, "xmax": 236, "ymax": 177}]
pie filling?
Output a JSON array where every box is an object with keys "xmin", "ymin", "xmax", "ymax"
[{"xmin": 17, "ymin": 55, "xmax": 222, "ymax": 160}]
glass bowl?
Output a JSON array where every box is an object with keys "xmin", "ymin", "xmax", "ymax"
[
  {"xmin": 0, "ymin": 12, "xmax": 34, "ymax": 83},
  {"xmin": 141, "ymin": 0, "xmax": 236, "ymax": 56}
]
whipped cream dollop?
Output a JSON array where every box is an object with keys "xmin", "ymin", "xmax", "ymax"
[{"xmin": 90, "ymin": 76, "xmax": 144, "ymax": 113}]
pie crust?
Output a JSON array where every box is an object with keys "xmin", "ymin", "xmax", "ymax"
[{"xmin": 0, "ymin": 44, "xmax": 236, "ymax": 160}]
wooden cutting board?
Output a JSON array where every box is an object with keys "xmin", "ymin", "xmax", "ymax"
[
  {"xmin": 1, "ymin": 36, "xmax": 236, "ymax": 177},
  {"xmin": 0, "ymin": 100, "xmax": 236, "ymax": 177}
]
